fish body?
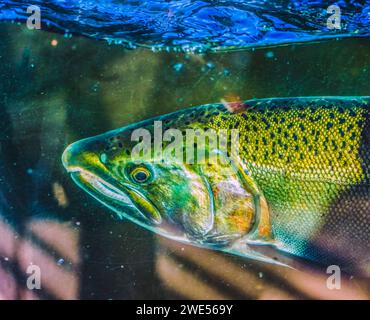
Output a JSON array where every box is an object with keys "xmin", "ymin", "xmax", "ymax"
[{"xmin": 62, "ymin": 97, "xmax": 370, "ymax": 273}]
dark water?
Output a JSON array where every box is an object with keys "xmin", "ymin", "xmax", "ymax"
[
  {"xmin": 1, "ymin": 1, "xmax": 370, "ymax": 51},
  {"xmin": 0, "ymin": 3, "xmax": 370, "ymax": 300}
]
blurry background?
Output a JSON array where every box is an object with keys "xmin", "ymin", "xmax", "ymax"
[{"xmin": 0, "ymin": 23, "xmax": 370, "ymax": 299}]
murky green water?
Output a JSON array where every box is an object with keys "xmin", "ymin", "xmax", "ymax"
[{"xmin": 1, "ymin": 23, "xmax": 370, "ymax": 299}]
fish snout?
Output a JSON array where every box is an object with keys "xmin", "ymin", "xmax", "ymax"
[{"xmin": 62, "ymin": 138, "xmax": 103, "ymax": 173}]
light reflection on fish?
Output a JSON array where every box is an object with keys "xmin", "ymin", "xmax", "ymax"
[{"xmin": 62, "ymin": 97, "xmax": 370, "ymax": 274}]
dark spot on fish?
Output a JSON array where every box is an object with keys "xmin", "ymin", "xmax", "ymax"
[
  {"xmin": 339, "ymin": 128, "xmax": 345, "ymax": 137},
  {"xmin": 331, "ymin": 140, "xmax": 338, "ymax": 150},
  {"xmin": 262, "ymin": 118, "xmax": 270, "ymax": 129},
  {"xmin": 310, "ymin": 115, "xmax": 322, "ymax": 122}
]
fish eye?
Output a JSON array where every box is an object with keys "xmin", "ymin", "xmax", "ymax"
[{"xmin": 130, "ymin": 166, "xmax": 151, "ymax": 184}]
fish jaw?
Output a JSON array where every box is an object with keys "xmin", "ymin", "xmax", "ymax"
[{"xmin": 70, "ymin": 169, "xmax": 136, "ymax": 218}]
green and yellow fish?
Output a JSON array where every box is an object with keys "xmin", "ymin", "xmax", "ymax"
[{"xmin": 62, "ymin": 97, "xmax": 370, "ymax": 274}]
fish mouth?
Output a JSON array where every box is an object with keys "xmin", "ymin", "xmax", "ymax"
[
  {"xmin": 67, "ymin": 167, "xmax": 160, "ymax": 226},
  {"xmin": 71, "ymin": 169, "xmax": 133, "ymax": 206}
]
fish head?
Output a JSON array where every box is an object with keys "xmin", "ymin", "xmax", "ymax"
[{"xmin": 62, "ymin": 112, "xmax": 269, "ymax": 247}]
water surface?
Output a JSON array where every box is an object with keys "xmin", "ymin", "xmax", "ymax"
[{"xmin": 1, "ymin": 0, "xmax": 370, "ymax": 51}]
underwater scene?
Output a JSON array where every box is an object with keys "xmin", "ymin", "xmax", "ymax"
[{"xmin": 0, "ymin": 0, "xmax": 370, "ymax": 300}]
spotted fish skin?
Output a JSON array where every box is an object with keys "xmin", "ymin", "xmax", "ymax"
[
  {"xmin": 63, "ymin": 96, "xmax": 370, "ymax": 274},
  {"xmin": 206, "ymin": 97, "xmax": 370, "ymax": 271}
]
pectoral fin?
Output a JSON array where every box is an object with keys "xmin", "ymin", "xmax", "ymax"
[{"xmin": 223, "ymin": 240, "xmax": 293, "ymax": 269}]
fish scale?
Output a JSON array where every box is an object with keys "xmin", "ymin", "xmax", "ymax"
[{"xmin": 208, "ymin": 97, "xmax": 370, "ymax": 269}]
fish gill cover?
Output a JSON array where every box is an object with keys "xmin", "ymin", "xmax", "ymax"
[{"xmin": 0, "ymin": 1, "xmax": 370, "ymax": 51}]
